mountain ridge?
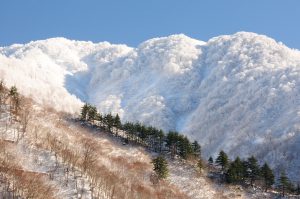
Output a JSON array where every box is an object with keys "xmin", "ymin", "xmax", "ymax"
[{"xmin": 0, "ymin": 32, "xmax": 299, "ymax": 179}]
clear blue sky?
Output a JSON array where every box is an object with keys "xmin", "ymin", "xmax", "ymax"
[{"xmin": 0, "ymin": 0, "xmax": 300, "ymax": 49}]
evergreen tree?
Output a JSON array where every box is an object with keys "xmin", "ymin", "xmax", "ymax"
[
  {"xmin": 9, "ymin": 86, "xmax": 20, "ymax": 113},
  {"xmin": 178, "ymin": 135, "xmax": 193, "ymax": 159},
  {"xmin": 225, "ymin": 157, "xmax": 245, "ymax": 184},
  {"xmin": 279, "ymin": 171, "xmax": 289, "ymax": 197},
  {"xmin": 208, "ymin": 156, "xmax": 214, "ymax": 166},
  {"xmin": 260, "ymin": 163, "xmax": 275, "ymax": 192},
  {"xmin": 114, "ymin": 114, "xmax": 122, "ymax": 129},
  {"xmin": 95, "ymin": 112, "xmax": 102, "ymax": 123},
  {"xmin": 166, "ymin": 131, "xmax": 179, "ymax": 158},
  {"xmin": 152, "ymin": 156, "xmax": 168, "ymax": 179},
  {"xmin": 81, "ymin": 103, "xmax": 89, "ymax": 120},
  {"xmin": 138, "ymin": 124, "xmax": 148, "ymax": 142},
  {"xmin": 87, "ymin": 105, "xmax": 97, "ymax": 122},
  {"xmin": 123, "ymin": 122, "xmax": 133, "ymax": 142},
  {"xmin": 157, "ymin": 129, "xmax": 164, "ymax": 152},
  {"xmin": 9, "ymin": 86, "xmax": 18, "ymax": 97},
  {"xmin": 192, "ymin": 141, "xmax": 201, "ymax": 158},
  {"xmin": 104, "ymin": 113, "xmax": 114, "ymax": 132},
  {"xmin": 216, "ymin": 150, "xmax": 229, "ymax": 172},
  {"xmin": 245, "ymin": 156, "xmax": 260, "ymax": 186},
  {"xmin": 113, "ymin": 114, "xmax": 122, "ymax": 136}
]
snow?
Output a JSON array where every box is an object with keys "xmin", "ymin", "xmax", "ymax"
[
  {"xmin": 0, "ymin": 32, "xmax": 299, "ymax": 180},
  {"xmin": 168, "ymin": 159, "xmax": 245, "ymax": 199},
  {"xmin": 1, "ymin": 103, "xmax": 184, "ymax": 199}
]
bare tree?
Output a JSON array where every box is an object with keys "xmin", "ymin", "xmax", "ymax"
[
  {"xmin": 46, "ymin": 133, "xmax": 62, "ymax": 167},
  {"xmin": 0, "ymin": 80, "xmax": 7, "ymax": 113},
  {"xmin": 81, "ymin": 138, "xmax": 98, "ymax": 174},
  {"xmin": 19, "ymin": 103, "xmax": 31, "ymax": 141}
]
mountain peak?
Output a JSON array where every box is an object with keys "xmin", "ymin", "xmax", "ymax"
[{"xmin": 0, "ymin": 32, "xmax": 299, "ymax": 179}]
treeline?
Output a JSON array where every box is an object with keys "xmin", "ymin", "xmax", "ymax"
[
  {"xmin": 80, "ymin": 103, "xmax": 202, "ymax": 183},
  {"xmin": 81, "ymin": 103, "xmax": 298, "ymax": 197},
  {"xmin": 81, "ymin": 103, "xmax": 201, "ymax": 160},
  {"xmin": 210, "ymin": 151, "xmax": 299, "ymax": 197}
]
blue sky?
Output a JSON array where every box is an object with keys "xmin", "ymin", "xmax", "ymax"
[{"xmin": 0, "ymin": 0, "xmax": 300, "ymax": 49}]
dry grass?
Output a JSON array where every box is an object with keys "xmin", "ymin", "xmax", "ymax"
[{"xmin": 21, "ymin": 102, "xmax": 189, "ymax": 199}]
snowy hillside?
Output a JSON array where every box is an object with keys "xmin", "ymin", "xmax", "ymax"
[{"xmin": 0, "ymin": 32, "xmax": 299, "ymax": 179}]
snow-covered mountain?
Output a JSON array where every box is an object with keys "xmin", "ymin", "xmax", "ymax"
[{"xmin": 0, "ymin": 32, "xmax": 299, "ymax": 178}]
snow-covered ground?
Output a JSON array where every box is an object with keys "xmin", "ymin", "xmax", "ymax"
[
  {"xmin": 1, "ymin": 102, "xmax": 191, "ymax": 198},
  {"xmin": 0, "ymin": 32, "xmax": 299, "ymax": 180},
  {"xmin": 2, "ymin": 101, "xmax": 279, "ymax": 198}
]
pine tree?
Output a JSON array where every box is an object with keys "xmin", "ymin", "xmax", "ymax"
[
  {"xmin": 104, "ymin": 113, "xmax": 114, "ymax": 132},
  {"xmin": 245, "ymin": 156, "xmax": 260, "ymax": 186},
  {"xmin": 9, "ymin": 86, "xmax": 20, "ymax": 113},
  {"xmin": 81, "ymin": 103, "xmax": 89, "ymax": 120},
  {"xmin": 192, "ymin": 141, "xmax": 201, "ymax": 158},
  {"xmin": 114, "ymin": 114, "xmax": 122, "ymax": 129},
  {"xmin": 166, "ymin": 131, "xmax": 179, "ymax": 158},
  {"xmin": 216, "ymin": 150, "xmax": 229, "ymax": 172},
  {"xmin": 152, "ymin": 156, "xmax": 168, "ymax": 179},
  {"xmin": 225, "ymin": 157, "xmax": 245, "ymax": 184},
  {"xmin": 113, "ymin": 114, "xmax": 122, "ymax": 136},
  {"xmin": 208, "ymin": 156, "xmax": 214, "ymax": 166},
  {"xmin": 260, "ymin": 163, "xmax": 274, "ymax": 192},
  {"xmin": 95, "ymin": 112, "xmax": 102, "ymax": 124},
  {"xmin": 157, "ymin": 130, "xmax": 164, "ymax": 152},
  {"xmin": 178, "ymin": 136, "xmax": 193, "ymax": 159},
  {"xmin": 279, "ymin": 171, "xmax": 289, "ymax": 197},
  {"xmin": 87, "ymin": 105, "xmax": 97, "ymax": 122},
  {"xmin": 9, "ymin": 86, "xmax": 18, "ymax": 97}
]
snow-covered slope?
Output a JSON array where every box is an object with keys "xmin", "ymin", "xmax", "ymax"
[{"xmin": 0, "ymin": 32, "xmax": 299, "ymax": 178}]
